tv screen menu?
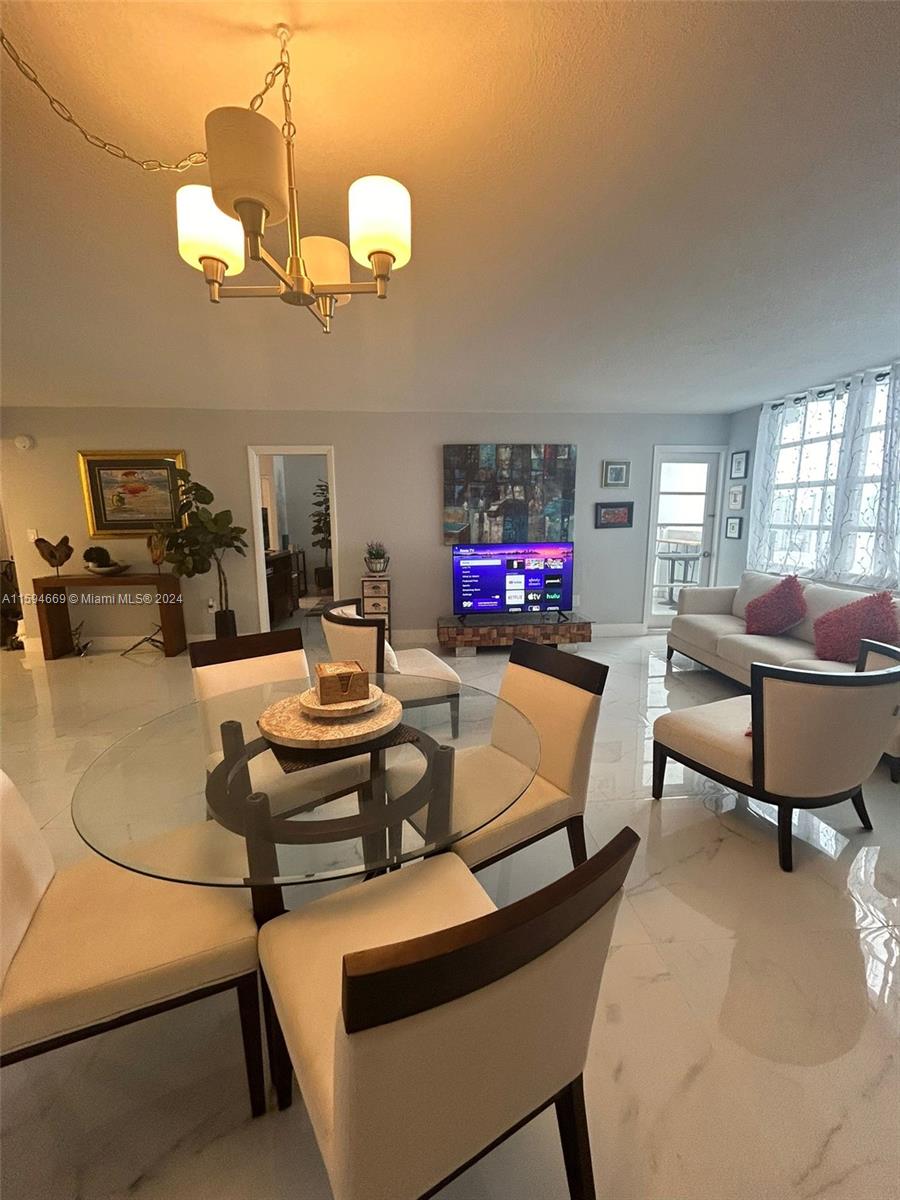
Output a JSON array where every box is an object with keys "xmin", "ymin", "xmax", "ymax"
[{"xmin": 452, "ymin": 542, "xmax": 574, "ymax": 615}]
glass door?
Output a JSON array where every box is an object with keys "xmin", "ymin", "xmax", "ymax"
[{"xmin": 645, "ymin": 450, "xmax": 722, "ymax": 626}]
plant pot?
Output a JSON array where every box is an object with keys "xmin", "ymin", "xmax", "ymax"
[
  {"xmin": 214, "ymin": 609, "xmax": 237, "ymax": 639},
  {"xmin": 364, "ymin": 556, "xmax": 390, "ymax": 575},
  {"xmin": 314, "ymin": 567, "xmax": 333, "ymax": 591}
]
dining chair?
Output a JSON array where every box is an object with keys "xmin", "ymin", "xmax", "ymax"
[
  {"xmin": 401, "ymin": 639, "xmax": 607, "ymax": 872},
  {"xmin": 257, "ymin": 826, "xmax": 639, "ymax": 1200},
  {"xmin": 652, "ymin": 643, "xmax": 900, "ymax": 870},
  {"xmin": 0, "ymin": 770, "xmax": 266, "ymax": 1116},
  {"xmin": 857, "ymin": 639, "xmax": 900, "ymax": 782},
  {"xmin": 189, "ymin": 627, "xmax": 368, "ymax": 813},
  {"xmin": 321, "ymin": 600, "xmax": 461, "ymax": 737}
]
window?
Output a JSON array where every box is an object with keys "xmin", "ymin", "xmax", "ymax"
[{"xmin": 748, "ymin": 363, "xmax": 899, "ymax": 590}]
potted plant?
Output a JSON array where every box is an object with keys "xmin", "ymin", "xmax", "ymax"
[
  {"xmin": 364, "ymin": 540, "xmax": 390, "ymax": 574},
  {"xmin": 310, "ymin": 479, "xmax": 333, "ymax": 591},
  {"xmin": 163, "ymin": 470, "xmax": 248, "ymax": 638}
]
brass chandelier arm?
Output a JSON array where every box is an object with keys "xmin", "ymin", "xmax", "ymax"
[
  {"xmin": 255, "ymin": 245, "xmax": 295, "ymax": 288},
  {"xmin": 317, "ymin": 282, "xmax": 380, "ymax": 296},
  {"xmin": 218, "ymin": 286, "xmax": 283, "ymax": 298}
]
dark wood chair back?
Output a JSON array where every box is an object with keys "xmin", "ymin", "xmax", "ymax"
[
  {"xmin": 342, "ymin": 825, "xmax": 639, "ymax": 1033},
  {"xmin": 509, "ymin": 638, "xmax": 609, "ymax": 695},
  {"xmin": 188, "ymin": 627, "xmax": 304, "ymax": 669}
]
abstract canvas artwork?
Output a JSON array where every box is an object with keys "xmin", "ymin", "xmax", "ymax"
[{"xmin": 442, "ymin": 444, "xmax": 577, "ymax": 544}]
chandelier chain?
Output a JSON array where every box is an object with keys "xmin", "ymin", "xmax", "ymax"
[{"xmin": 1, "ymin": 26, "xmax": 295, "ymax": 172}]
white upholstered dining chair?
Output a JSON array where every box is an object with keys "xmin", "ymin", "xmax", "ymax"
[
  {"xmin": 321, "ymin": 600, "xmax": 461, "ymax": 736},
  {"xmin": 258, "ymin": 826, "xmax": 639, "ymax": 1200},
  {"xmin": 653, "ymin": 641, "xmax": 900, "ymax": 871},
  {"xmin": 0, "ymin": 770, "xmax": 265, "ymax": 1115},
  {"xmin": 190, "ymin": 628, "xmax": 368, "ymax": 812},
  {"xmin": 396, "ymin": 639, "xmax": 608, "ymax": 871}
]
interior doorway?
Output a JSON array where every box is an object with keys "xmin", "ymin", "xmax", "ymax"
[
  {"xmin": 247, "ymin": 445, "xmax": 339, "ymax": 634},
  {"xmin": 644, "ymin": 446, "xmax": 725, "ymax": 628}
]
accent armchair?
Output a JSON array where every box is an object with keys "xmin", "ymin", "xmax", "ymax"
[{"xmin": 653, "ymin": 641, "xmax": 900, "ymax": 870}]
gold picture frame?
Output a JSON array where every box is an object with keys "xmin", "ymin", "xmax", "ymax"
[{"xmin": 78, "ymin": 450, "xmax": 187, "ymax": 538}]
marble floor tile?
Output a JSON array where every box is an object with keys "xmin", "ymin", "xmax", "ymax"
[{"xmin": 2, "ymin": 633, "xmax": 898, "ymax": 1200}]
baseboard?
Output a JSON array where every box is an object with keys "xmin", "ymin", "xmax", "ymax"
[{"xmin": 591, "ymin": 623, "xmax": 650, "ymax": 637}]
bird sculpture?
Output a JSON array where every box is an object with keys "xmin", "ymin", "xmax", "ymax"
[{"xmin": 34, "ymin": 535, "xmax": 73, "ymax": 575}]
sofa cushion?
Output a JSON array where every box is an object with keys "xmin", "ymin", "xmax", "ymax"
[
  {"xmin": 732, "ymin": 572, "xmax": 784, "ymax": 619},
  {"xmin": 791, "ymin": 583, "xmax": 875, "ymax": 645},
  {"xmin": 744, "ymin": 575, "xmax": 806, "ymax": 636},
  {"xmin": 654, "ymin": 695, "xmax": 753, "ymax": 785},
  {"xmin": 716, "ymin": 634, "xmax": 813, "ymax": 673},
  {"xmin": 813, "ymin": 592, "xmax": 900, "ymax": 664},
  {"xmin": 669, "ymin": 613, "xmax": 746, "ymax": 653},
  {"xmin": 782, "ymin": 658, "xmax": 855, "ymax": 675}
]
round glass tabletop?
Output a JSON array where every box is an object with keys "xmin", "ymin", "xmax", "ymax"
[{"xmin": 71, "ymin": 674, "xmax": 539, "ymax": 887}]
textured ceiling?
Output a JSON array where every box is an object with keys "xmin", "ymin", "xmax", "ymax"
[{"xmin": 1, "ymin": 1, "xmax": 898, "ymax": 413}]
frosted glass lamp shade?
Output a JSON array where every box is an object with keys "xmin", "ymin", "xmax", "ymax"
[
  {"xmin": 348, "ymin": 176, "xmax": 411, "ymax": 269},
  {"xmin": 176, "ymin": 185, "xmax": 245, "ymax": 275},
  {"xmin": 300, "ymin": 237, "xmax": 353, "ymax": 305},
  {"xmin": 205, "ymin": 107, "xmax": 288, "ymax": 226}
]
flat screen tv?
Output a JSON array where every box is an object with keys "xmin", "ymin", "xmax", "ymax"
[{"xmin": 452, "ymin": 542, "xmax": 574, "ymax": 616}]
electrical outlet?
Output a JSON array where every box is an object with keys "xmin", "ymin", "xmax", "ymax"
[
  {"xmin": 207, "ymin": 598, "xmax": 216, "ymax": 612},
  {"xmin": 27, "ymin": 529, "xmax": 38, "ymax": 543}
]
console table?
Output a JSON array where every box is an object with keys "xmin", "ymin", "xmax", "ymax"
[
  {"xmin": 32, "ymin": 574, "xmax": 187, "ymax": 660},
  {"xmin": 437, "ymin": 612, "xmax": 592, "ymax": 656}
]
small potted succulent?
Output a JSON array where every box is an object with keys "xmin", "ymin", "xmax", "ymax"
[
  {"xmin": 83, "ymin": 546, "xmax": 129, "ymax": 576},
  {"xmin": 364, "ymin": 540, "xmax": 390, "ymax": 574}
]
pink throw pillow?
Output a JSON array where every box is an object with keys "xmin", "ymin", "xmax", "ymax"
[
  {"xmin": 744, "ymin": 575, "xmax": 806, "ymax": 636},
  {"xmin": 813, "ymin": 591, "xmax": 899, "ymax": 665}
]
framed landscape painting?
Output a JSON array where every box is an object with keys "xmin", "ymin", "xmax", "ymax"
[{"xmin": 78, "ymin": 450, "xmax": 186, "ymax": 537}]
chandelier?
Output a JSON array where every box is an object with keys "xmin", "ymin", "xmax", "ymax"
[
  {"xmin": 1, "ymin": 24, "xmax": 411, "ymax": 335},
  {"xmin": 176, "ymin": 27, "xmax": 411, "ymax": 333}
]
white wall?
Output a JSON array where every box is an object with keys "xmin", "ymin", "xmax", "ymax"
[
  {"xmin": 279, "ymin": 454, "xmax": 328, "ymax": 570},
  {"xmin": 2, "ymin": 406, "xmax": 731, "ymax": 640},
  {"xmin": 716, "ymin": 405, "xmax": 761, "ymax": 585}
]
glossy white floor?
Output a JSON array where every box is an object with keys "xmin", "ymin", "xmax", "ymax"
[{"xmin": 2, "ymin": 629, "xmax": 898, "ymax": 1200}]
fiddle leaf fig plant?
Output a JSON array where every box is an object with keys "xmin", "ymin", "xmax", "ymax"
[{"xmin": 164, "ymin": 470, "xmax": 247, "ymax": 613}]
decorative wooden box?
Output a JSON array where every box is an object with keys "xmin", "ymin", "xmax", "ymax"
[{"xmin": 315, "ymin": 660, "xmax": 370, "ymax": 704}]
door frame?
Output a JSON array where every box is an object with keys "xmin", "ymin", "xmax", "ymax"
[
  {"xmin": 247, "ymin": 445, "xmax": 340, "ymax": 633},
  {"xmin": 643, "ymin": 444, "xmax": 727, "ymax": 628}
]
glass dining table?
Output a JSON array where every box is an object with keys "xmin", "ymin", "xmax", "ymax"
[{"xmin": 72, "ymin": 673, "xmax": 539, "ymax": 922}]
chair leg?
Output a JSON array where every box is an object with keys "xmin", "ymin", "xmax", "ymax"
[
  {"xmin": 666, "ymin": 644, "xmax": 674, "ymax": 661},
  {"xmin": 652, "ymin": 742, "xmax": 667, "ymax": 800},
  {"xmin": 555, "ymin": 1075, "xmax": 596, "ymax": 1200},
  {"xmin": 566, "ymin": 815, "xmax": 588, "ymax": 868},
  {"xmin": 260, "ymin": 975, "xmax": 293, "ymax": 1110},
  {"xmin": 777, "ymin": 806, "xmax": 793, "ymax": 872},
  {"xmin": 851, "ymin": 788, "xmax": 873, "ymax": 831},
  {"xmin": 449, "ymin": 693, "xmax": 460, "ymax": 739},
  {"xmin": 236, "ymin": 973, "xmax": 267, "ymax": 1118}
]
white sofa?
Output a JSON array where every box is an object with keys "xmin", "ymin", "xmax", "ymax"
[{"xmin": 667, "ymin": 571, "xmax": 900, "ymax": 781}]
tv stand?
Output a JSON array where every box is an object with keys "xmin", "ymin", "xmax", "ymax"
[{"xmin": 437, "ymin": 612, "xmax": 591, "ymax": 656}]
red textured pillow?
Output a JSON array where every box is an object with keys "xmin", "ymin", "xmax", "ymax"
[
  {"xmin": 744, "ymin": 575, "xmax": 807, "ymax": 635},
  {"xmin": 813, "ymin": 591, "xmax": 899, "ymax": 664}
]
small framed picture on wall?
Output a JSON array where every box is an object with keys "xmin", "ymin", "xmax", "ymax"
[
  {"xmin": 728, "ymin": 484, "xmax": 745, "ymax": 511},
  {"xmin": 725, "ymin": 516, "xmax": 743, "ymax": 539},
  {"xmin": 601, "ymin": 460, "xmax": 631, "ymax": 488},
  {"xmin": 730, "ymin": 450, "xmax": 749, "ymax": 480},
  {"xmin": 595, "ymin": 501, "xmax": 634, "ymax": 529}
]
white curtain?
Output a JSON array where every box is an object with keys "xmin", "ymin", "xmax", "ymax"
[{"xmin": 748, "ymin": 361, "xmax": 899, "ymax": 590}]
